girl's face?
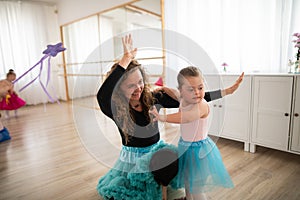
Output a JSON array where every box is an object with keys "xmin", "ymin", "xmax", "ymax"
[
  {"xmin": 120, "ymin": 69, "xmax": 144, "ymax": 101},
  {"xmin": 7, "ymin": 74, "xmax": 16, "ymax": 82},
  {"xmin": 179, "ymin": 76, "xmax": 205, "ymax": 104}
]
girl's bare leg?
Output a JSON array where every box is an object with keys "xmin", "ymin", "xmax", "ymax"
[
  {"xmin": 185, "ymin": 188, "xmax": 193, "ymax": 200},
  {"xmin": 167, "ymin": 186, "xmax": 185, "ymax": 200},
  {"xmin": 0, "ymin": 118, "xmax": 4, "ymax": 130},
  {"xmin": 186, "ymin": 187, "xmax": 207, "ymax": 200},
  {"xmin": 5, "ymin": 110, "xmax": 9, "ymax": 119},
  {"xmin": 192, "ymin": 193, "xmax": 207, "ymax": 200}
]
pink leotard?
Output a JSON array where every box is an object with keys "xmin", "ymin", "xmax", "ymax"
[{"xmin": 180, "ymin": 101, "xmax": 209, "ymax": 142}]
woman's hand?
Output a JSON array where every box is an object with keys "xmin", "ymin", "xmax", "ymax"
[
  {"xmin": 119, "ymin": 34, "xmax": 137, "ymax": 68},
  {"xmin": 153, "ymin": 86, "xmax": 180, "ymax": 102},
  {"xmin": 222, "ymin": 72, "xmax": 244, "ymax": 96},
  {"xmin": 122, "ymin": 34, "xmax": 137, "ymax": 59}
]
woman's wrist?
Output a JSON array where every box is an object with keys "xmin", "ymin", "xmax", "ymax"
[{"xmin": 119, "ymin": 55, "xmax": 132, "ymax": 69}]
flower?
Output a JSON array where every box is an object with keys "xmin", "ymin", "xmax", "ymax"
[
  {"xmin": 221, "ymin": 62, "xmax": 228, "ymax": 67},
  {"xmin": 221, "ymin": 62, "xmax": 228, "ymax": 72},
  {"xmin": 293, "ymin": 33, "xmax": 300, "ymax": 37},
  {"xmin": 292, "ymin": 32, "xmax": 300, "ymax": 61}
]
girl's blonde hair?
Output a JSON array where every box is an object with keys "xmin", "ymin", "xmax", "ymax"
[
  {"xmin": 177, "ymin": 66, "xmax": 204, "ymax": 88},
  {"xmin": 110, "ymin": 60, "xmax": 154, "ymax": 144}
]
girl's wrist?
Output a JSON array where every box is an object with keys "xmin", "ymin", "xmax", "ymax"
[
  {"xmin": 221, "ymin": 89, "xmax": 226, "ymax": 97},
  {"xmin": 159, "ymin": 114, "xmax": 167, "ymax": 122}
]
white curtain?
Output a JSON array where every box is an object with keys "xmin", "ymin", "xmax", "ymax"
[
  {"xmin": 62, "ymin": 15, "xmax": 102, "ymax": 99},
  {"xmin": 164, "ymin": 0, "xmax": 300, "ymax": 75},
  {"xmin": 0, "ymin": 1, "xmax": 62, "ymax": 105}
]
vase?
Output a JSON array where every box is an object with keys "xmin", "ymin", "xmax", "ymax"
[{"xmin": 295, "ymin": 60, "xmax": 300, "ymax": 73}]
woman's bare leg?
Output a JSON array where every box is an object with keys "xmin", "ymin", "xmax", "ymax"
[{"xmin": 162, "ymin": 186, "xmax": 167, "ymax": 200}]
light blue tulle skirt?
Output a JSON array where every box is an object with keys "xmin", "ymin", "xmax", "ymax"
[
  {"xmin": 96, "ymin": 140, "xmax": 180, "ymax": 200},
  {"xmin": 177, "ymin": 137, "xmax": 234, "ymax": 193}
]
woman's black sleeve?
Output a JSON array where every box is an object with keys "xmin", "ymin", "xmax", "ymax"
[
  {"xmin": 204, "ymin": 90, "xmax": 222, "ymax": 102},
  {"xmin": 154, "ymin": 91, "xmax": 180, "ymax": 108},
  {"xmin": 97, "ymin": 65, "xmax": 125, "ymax": 119}
]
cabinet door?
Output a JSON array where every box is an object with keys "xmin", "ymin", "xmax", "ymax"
[
  {"xmin": 252, "ymin": 76, "xmax": 293, "ymax": 151},
  {"xmin": 221, "ymin": 75, "xmax": 251, "ymax": 141},
  {"xmin": 205, "ymin": 75, "xmax": 224, "ymax": 137},
  {"xmin": 291, "ymin": 76, "xmax": 300, "ymax": 152}
]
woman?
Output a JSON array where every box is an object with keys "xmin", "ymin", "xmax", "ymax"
[{"xmin": 96, "ymin": 34, "xmax": 243, "ymax": 200}]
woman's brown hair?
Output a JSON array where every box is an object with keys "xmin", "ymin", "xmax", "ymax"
[{"xmin": 110, "ymin": 60, "xmax": 155, "ymax": 144}]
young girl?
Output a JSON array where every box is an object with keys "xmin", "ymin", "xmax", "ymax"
[
  {"xmin": 150, "ymin": 66, "xmax": 234, "ymax": 200},
  {"xmin": 0, "ymin": 79, "xmax": 12, "ymax": 142},
  {"xmin": 0, "ymin": 113, "xmax": 11, "ymax": 142},
  {"xmin": 0, "ymin": 69, "xmax": 26, "ymax": 118}
]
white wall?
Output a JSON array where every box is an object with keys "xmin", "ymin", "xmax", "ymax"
[{"xmin": 56, "ymin": 0, "xmax": 134, "ymax": 26}]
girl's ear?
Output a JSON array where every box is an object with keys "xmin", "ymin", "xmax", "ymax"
[{"xmin": 178, "ymin": 87, "xmax": 182, "ymax": 95}]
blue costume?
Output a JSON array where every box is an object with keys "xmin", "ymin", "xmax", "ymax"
[
  {"xmin": 96, "ymin": 64, "xmax": 223, "ymax": 199},
  {"xmin": 177, "ymin": 102, "xmax": 234, "ymax": 193}
]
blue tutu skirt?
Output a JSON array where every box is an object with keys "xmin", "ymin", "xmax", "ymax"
[
  {"xmin": 177, "ymin": 137, "xmax": 234, "ymax": 193},
  {"xmin": 97, "ymin": 140, "xmax": 181, "ymax": 200}
]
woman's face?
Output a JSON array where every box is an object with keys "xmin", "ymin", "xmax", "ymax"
[
  {"xmin": 179, "ymin": 76, "xmax": 205, "ymax": 104},
  {"xmin": 120, "ymin": 69, "xmax": 144, "ymax": 101}
]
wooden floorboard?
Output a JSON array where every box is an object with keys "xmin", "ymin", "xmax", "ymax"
[{"xmin": 0, "ymin": 97, "xmax": 299, "ymax": 200}]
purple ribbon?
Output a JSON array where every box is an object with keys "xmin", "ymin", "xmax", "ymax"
[{"xmin": 12, "ymin": 42, "xmax": 66, "ymax": 103}]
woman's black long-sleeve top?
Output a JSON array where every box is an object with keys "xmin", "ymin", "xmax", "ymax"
[{"xmin": 97, "ymin": 65, "xmax": 222, "ymax": 147}]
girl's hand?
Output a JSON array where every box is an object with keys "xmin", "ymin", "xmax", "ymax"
[{"xmin": 222, "ymin": 72, "xmax": 244, "ymax": 96}]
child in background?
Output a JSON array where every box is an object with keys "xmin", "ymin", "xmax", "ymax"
[
  {"xmin": 0, "ymin": 69, "xmax": 26, "ymax": 118},
  {"xmin": 0, "ymin": 113, "xmax": 10, "ymax": 142},
  {"xmin": 0, "ymin": 79, "xmax": 12, "ymax": 142},
  {"xmin": 150, "ymin": 66, "xmax": 234, "ymax": 200}
]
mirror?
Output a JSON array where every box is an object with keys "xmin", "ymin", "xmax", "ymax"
[{"xmin": 60, "ymin": 0, "xmax": 164, "ymax": 100}]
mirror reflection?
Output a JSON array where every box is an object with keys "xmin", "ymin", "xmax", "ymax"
[{"xmin": 61, "ymin": 0, "xmax": 163, "ymax": 100}]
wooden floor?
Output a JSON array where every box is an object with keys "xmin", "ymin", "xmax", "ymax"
[{"xmin": 0, "ymin": 97, "xmax": 299, "ymax": 200}]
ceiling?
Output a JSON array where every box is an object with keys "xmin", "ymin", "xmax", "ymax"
[
  {"xmin": 18, "ymin": 0, "xmax": 59, "ymax": 5},
  {"xmin": 19, "ymin": 0, "xmax": 161, "ymax": 11}
]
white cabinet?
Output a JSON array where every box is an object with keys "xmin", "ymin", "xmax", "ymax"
[
  {"xmin": 251, "ymin": 76, "xmax": 294, "ymax": 152},
  {"xmin": 290, "ymin": 76, "xmax": 300, "ymax": 153},
  {"xmin": 221, "ymin": 75, "xmax": 251, "ymax": 151},
  {"xmin": 205, "ymin": 75, "xmax": 251, "ymax": 151},
  {"xmin": 205, "ymin": 75, "xmax": 224, "ymax": 137},
  {"xmin": 201, "ymin": 74, "xmax": 300, "ymax": 155}
]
